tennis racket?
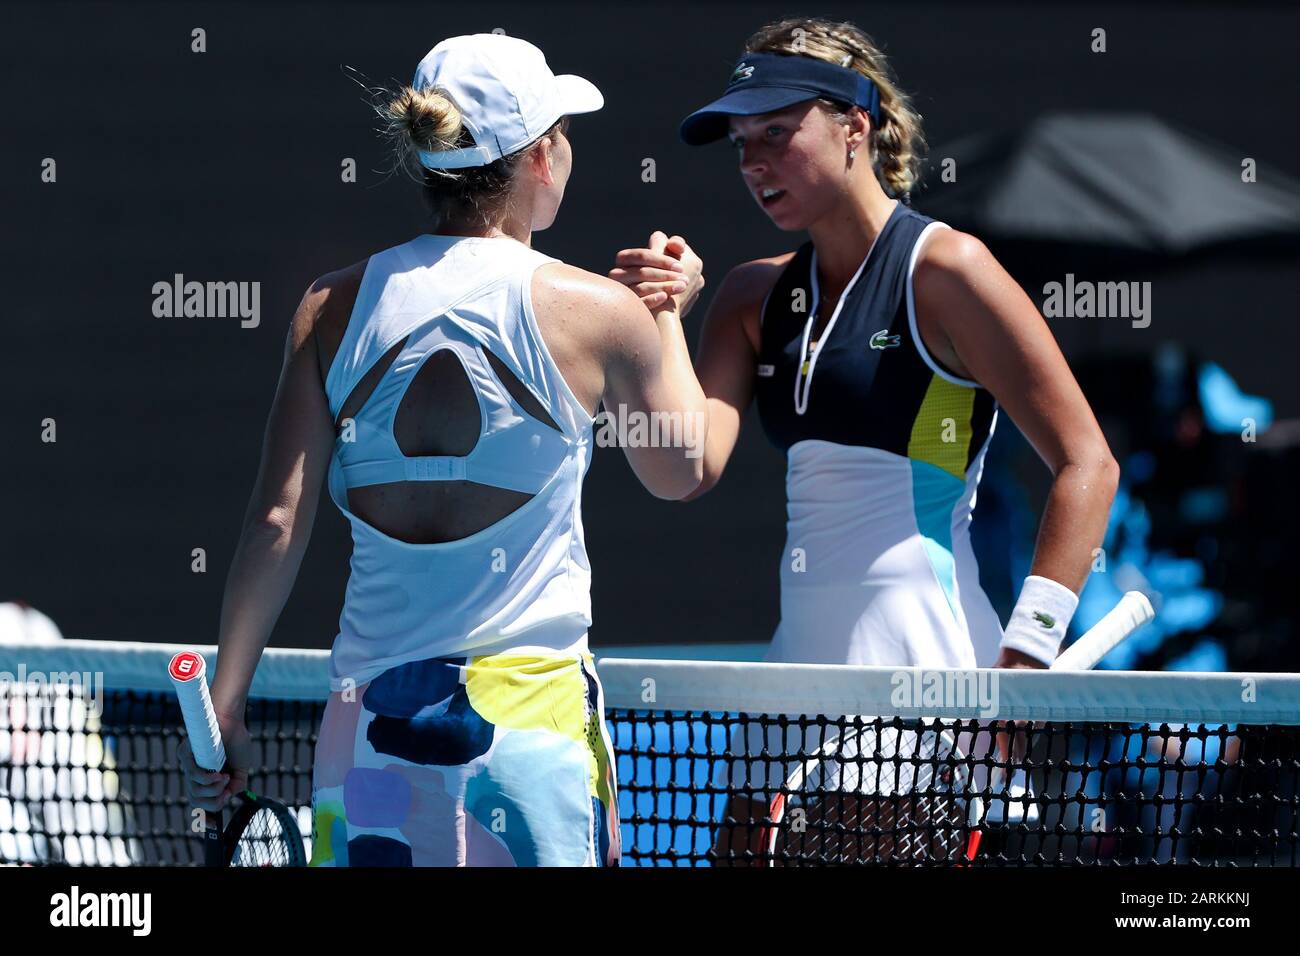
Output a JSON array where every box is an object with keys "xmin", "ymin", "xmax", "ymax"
[
  {"xmin": 220, "ymin": 789, "xmax": 308, "ymax": 867},
  {"xmin": 761, "ymin": 591, "xmax": 1155, "ymax": 865},
  {"xmin": 764, "ymin": 717, "xmax": 979, "ymax": 865},
  {"xmin": 169, "ymin": 651, "xmax": 307, "ymax": 867},
  {"xmin": 985, "ymin": 590, "xmax": 1155, "ymax": 829}
]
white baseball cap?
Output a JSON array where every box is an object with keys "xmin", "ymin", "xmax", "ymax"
[{"xmin": 412, "ymin": 34, "xmax": 604, "ymax": 170}]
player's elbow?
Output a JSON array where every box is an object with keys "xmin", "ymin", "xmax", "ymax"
[
  {"xmin": 1097, "ymin": 450, "xmax": 1120, "ymax": 498},
  {"xmin": 680, "ymin": 459, "xmax": 723, "ymax": 501},
  {"xmin": 1067, "ymin": 444, "xmax": 1120, "ymax": 501},
  {"xmin": 247, "ymin": 506, "xmax": 296, "ymax": 537},
  {"xmin": 647, "ymin": 455, "xmax": 705, "ymax": 501}
]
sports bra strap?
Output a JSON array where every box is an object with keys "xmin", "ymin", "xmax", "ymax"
[{"xmin": 340, "ymin": 455, "xmax": 554, "ymax": 494}]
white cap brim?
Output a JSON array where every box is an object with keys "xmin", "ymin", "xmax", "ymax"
[{"xmin": 554, "ymin": 73, "xmax": 604, "ymax": 115}]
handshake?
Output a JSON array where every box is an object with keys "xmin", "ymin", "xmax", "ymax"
[{"xmin": 608, "ymin": 230, "xmax": 707, "ymax": 319}]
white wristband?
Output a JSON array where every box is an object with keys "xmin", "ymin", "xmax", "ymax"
[{"xmin": 1000, "ymin": 575, "xmax": 1080, "ymax": 665}]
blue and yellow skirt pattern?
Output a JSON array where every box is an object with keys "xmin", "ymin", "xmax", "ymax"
[{"xmin": 308, "ymin": 651, "xmax": 620, "ymax": 866}]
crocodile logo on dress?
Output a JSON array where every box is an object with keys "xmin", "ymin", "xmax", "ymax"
[{"xmin": 870, "ymin": 329, "xmax": 901, "ymax": 350}]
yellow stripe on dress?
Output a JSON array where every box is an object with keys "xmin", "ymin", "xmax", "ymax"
[{"xmin": 907, "ymin": 373, "xmax": 975, "ymax": 479}]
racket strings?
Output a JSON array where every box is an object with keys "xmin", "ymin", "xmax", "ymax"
[
  {"xmin": 229, "ymin": 805, "xmax": 297, "ymax": 867},
  {"xmin": 772, "ymin": 717, "xmax": 981, "ymax": 865}
]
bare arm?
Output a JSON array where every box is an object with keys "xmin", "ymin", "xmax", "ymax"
[
  {"xmin": 535, "ymin": 257, "xmax": 708, "ymax": 499},
  {"xmin": 608, "ymin": 242, "xmax": 784, "ymax": 501},
  {"xmin": 680, "ymin": 262, "xmax": 774, "ymax": 499},
  {"xmin": 914, "ymin": 230, "xmax": 1119, "ymax": 600},
  {"xmin": 600, "ymin": 276, "xmax": 709, "ymax": 499},
  {"xmin": 208, "ymin": 278, "xmax": 340, "ymax": 718}
]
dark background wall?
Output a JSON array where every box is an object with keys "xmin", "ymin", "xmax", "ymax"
[{"xmin": 3, "ymin": 1, "xmax": 1297, "ymax": 651}]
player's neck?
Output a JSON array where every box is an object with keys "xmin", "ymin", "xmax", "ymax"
[{"xmin": 808, "ymin": 191, "xmax": 898, "ymax": 289}]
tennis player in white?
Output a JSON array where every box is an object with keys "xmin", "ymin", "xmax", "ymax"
[{"xmin": 180, "ymin": 33, "xmax": 707, "ymax": 866}]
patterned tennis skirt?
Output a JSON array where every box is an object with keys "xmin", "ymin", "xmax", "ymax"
[{"xmin": 308, "ymin": 650, "xmax": 620, "ymax": 866}]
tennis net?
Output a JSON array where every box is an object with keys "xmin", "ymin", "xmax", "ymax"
[
  {"xmin": 1, "ymin": 639, "xmax": 1298, "ymax": 866},
  {"xmin": 601, "ymin": 658, "xmax": 1300, "ymax": 866},
  {"xmin": 0, "ymin": 639, "xmax": 321, "ymax": 866}
]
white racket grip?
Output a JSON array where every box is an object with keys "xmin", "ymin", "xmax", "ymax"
[
  {"xmin": 168, "ymin": 651, "xmax": 227, "ymax": 772},
  {"xmin": 1052, "ymin": 591, "xmax": 1155, "ymax": 671}
]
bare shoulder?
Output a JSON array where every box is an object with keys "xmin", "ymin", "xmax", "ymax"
[
  {"xmin": 528, "ymin": 261, "xmax": 651, "ymax": 414},
  {"xmin": 912, "ymin": 227, "xmax": 1027, "ymax": 317},
  {"xmin": 721, "ymin": 251, "xmax": 798, "ymax": 300},
  {"xmin": 296, "ymin": 259, "xmax": 367, "ymax": 373},
  {"xmin": 530, "ymin": 260, "xmax": 655, "ymax": 354},
  {"xmin": 913, "ymin": 228, "xmax": 992, "ymax": 285},
  {"xmin": 531, "ymin": 261, "xmax": 646, "ymax": 321},
  {"xmin": 706, "ymin": 251, "xmax": 798, "ymax": 351}
]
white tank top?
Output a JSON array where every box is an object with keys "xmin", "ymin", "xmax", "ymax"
[{"xmin": 323, "ymin": 234, "xmax": 594, "ymax": 690}]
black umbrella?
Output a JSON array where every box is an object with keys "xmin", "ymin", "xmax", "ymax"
[{"xmin": 917, "ymin": 111, "xmax": 1300, "ymax": 257}]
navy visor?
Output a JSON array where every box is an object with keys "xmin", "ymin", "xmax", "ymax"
[{"xmin": 679, "ymin": 52, "xmax": 881, "ymax": 146}]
